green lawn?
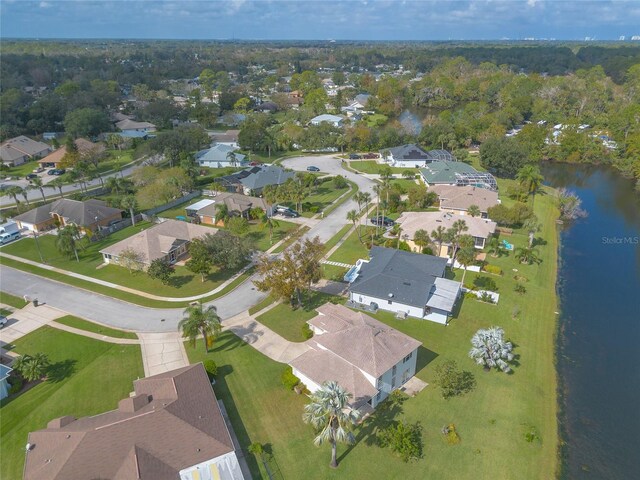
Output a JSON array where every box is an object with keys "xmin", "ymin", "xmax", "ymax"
[
  {"xmin": 255, "ymin": 292, "xmax": 340, "ymax": 342},
  {"xmin": 194, "ymin": 181, "xmax": 559, "ymax": 480},
  {"xmin": 54, "ymin": 315, "xmax": 139, "ymax": 339},
  {"xmin": 0, "ymin": 327, "xmax": 144, "ymax": 479},
  {"xmin": 0, "ymin": 291, "xmax": 29, "ymax": 309},
  {"xmin": 248, "ymin": 296, "xmax": 275, "ymax": 316},
  {"xmin": 323, "ymin": 224, "xmax": 352, "ymax": 254},
  {"xmin": 271, "ymin": 226, "xmax": 309, "ymax": 254},
  {"xmin": 277, "ymin": 184, "xmax": 349, "ymax": 218},
  {"xmin": 3, "ymin": 159, "xmax": 41, "ymax": 178},
  {"xmin": 322, "ymin": 263, "xmax": 348, "ymax": 281},
  {"xmin": 97, "ymin": 149, "xmax": 135, "ymax": 174},
  {"xmin": 0, "ymin": 221, "xmax": 245, "ymax": 297},
  {"xmin": 364, "ymin": 113, "xmax": 389, "ymax": 127},
  {"xmin": 328, "ymin": 226, "xmax": 370, "ymax": 264}
]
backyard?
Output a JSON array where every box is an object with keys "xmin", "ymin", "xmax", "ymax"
[
  {"xmin": 348, "ymin": 160, "xmax": 414, "ymax": 175},
  {"xmin": 184, "ymin": 181, "xmax": 559, "ymax": 480},
  {"xmin": 0, "ymin": 327, "xmax": 144, "ymax": 479}
]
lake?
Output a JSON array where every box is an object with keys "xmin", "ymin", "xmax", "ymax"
[{"xmin": 541, "ymin": 163, "xmax": 640, "ymax": 479}]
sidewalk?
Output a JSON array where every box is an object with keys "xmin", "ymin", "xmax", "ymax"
[
  {"xmin": 0, "ymin": 303, "xmax": 65, "ymax": 346},
  {"xmin": 0, "ymin": 251, "xmax": 253, "ymax": 302},
  {"xmin": 48, "ymin": 320, "xmax": 140, "ymax": 345}
]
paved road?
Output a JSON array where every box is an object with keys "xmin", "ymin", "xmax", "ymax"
[
  {"xmin": 0, "ymin": 155, "xmax": 373, "ymax": 332},
  {"xmin": 0, "ymin": 266, "xmax": 267, "ymax": 332},
  {"xmin": 281, "ymin": 155, "xmax": 377, "ymax": 242},
  {"xmin": 0, "ymin": 160, "xmax": 143, "ymax": 207}
]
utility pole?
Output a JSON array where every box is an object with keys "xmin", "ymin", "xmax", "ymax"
[{"xmin": 33, "ymin": 230, "xmax": 45, "ymax": 264}]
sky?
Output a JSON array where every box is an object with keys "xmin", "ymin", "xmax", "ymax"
[{"xmin": 1, "ymin": 0, "xmax": 640, "ymax": 41}]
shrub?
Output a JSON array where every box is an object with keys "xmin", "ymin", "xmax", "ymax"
[
  {"xmin": 301, "ymin": 323, "xmax": 314, "ymax": 340},
  {"xmin": 8, "ymin": 376, "xmax": 23, "ymax": 395},
  {"xmin": 479, "ymin": 292, "xmax": 496, "ymax": 304},
  {"xmin": 226, "ymin": 216, "xmax": 249, "ymax": 235},
  {"xmin": 442, "ymin": 423, "xmax": 461, "ymax": 445},
  {"xmin": 281, "ymin": 366, "xmax": 300, "ymax": 390},
  {"xmin": 514, "ymin": 283, "xmax": 527, "ymax": 295},
  {"xmin": 377, "ymin": 421, "xmax": 423, "ymax": 462},
  {"xmin": 473, "ymin": 276, "xmax": 498, "ymax": 291},
  {"xmin": 422, "ymin": 247, "xmax": 434, "ymax": 255},
  {"xmin": 308, "ymin": 205, "xmax": 320, "ymax": 214},
  {"xmin": 333, "ymin": 176, "xmax": 348, "ymax": 189},
  {"xmin": 203, "ymin": 360, "xmax": 218, "ymax": 379},
  {"xmin": 483, "ymin": 264, "xmax": 503, "ymax": 276},
  {"xmin": 434, "ymin": 360, "xmax": 476, "ymax": 399},
  {"xmin": 464, "ymin": 291, "xmax": 477, "ymax": 300},
  {"xmin": 523, "ymin": 424, "xmax": 541, "ymax": 443}
]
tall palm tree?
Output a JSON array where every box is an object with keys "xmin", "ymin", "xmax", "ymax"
[
  {"xmin": 120, "ymin": 195, "xmax": 138, "ymax": 226},
  {"xmin": 413, "ymin": 229, "xmax": 431, "ymax": 253},
  {"xmin": 522, "ymin": 216, "xmax": 542, "ymax": 247},
  {"xmin": 226, "ymin": 151, "xmax": 238, "ymax": 168},
  {"xmin": 516, "ymin": 165, "xmax": 544, "ymax": 207},
  {"xmin": 302, "ymin": 381, "xmax": 360, "ymax": 469},
  {"xmin": 469, "ymin": 327, "xmax": 514, "ymax": 373},
  {"xmin": 4, "ymin": 185, "xmax": 23, "ymax": 205},
  {"xmin": 20, "ymin": 187, "xmax": 31, "ymax": 206},
  {"xmin": 431, "ymin": 226, "xmax": 447, "ymax": 257},
  {"xmin": 29, "ymin": 177, "xmax": 47, "ymax": 203},
  {"xmin": 46, "ymin": 177, "xmax": 66, "ymax": 199},
  {"xmin": 14, "ymin": 353, "xmax": 50, "ymax": 382},
  {"xmin": 55, "ymin": 225, "xmax": 80, "ymax": 262},
  {"xmin": 215, "ymin": 203, "xmax": 229, "ymax": 225},
  {"xmin": 486, "ymin": 237, "xmax": 504, "ymax": 258},
  {"xmin": 456, "ymin": 246, "xmax": 476, "ymax": 284},
  {"xmin": 259, "ymin": 213, "xmax": 280, "ymax": 245},
  {"xmin": 346, "ymin": 209, "xmax": 362, "ymax": 243},
  {"xmin": 178, "ymin": 304, "xmax": 222, "ymax": 352},
  {"xmin": 467, "ymin": 205, "xmax": 481, "ymax": 218}
]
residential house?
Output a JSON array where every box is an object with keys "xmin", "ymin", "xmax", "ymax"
[
  {"xmin": 38, "ymin": 139, "xmax": 105, "ymax": 168},
  {"xmin": 420, "ymin": 161, "xmax": 498, "ymax": 191},
  {"xmin": 429, "ymin": 184, "xmax": 499, "ymax": 217},
  {"xmin": 185, "ymin": 193, "xmax": 268, "ymax": 225},
  {"xmin": 215, "ymin": 165, "xmax": 295, "ymax": 196},
  {"xmin": 309, "ymin": 114, "xmax": 344, "ymax": 127},
  {"xmin": 290, "ymin": 303, "xmax": 421, "ymax": 409},
  {"xmin": 13, "ymin": 199, "xmax": 123, "ymax": 233},
  {"xmin": 0, "ymin": 364, "xmax": 12, "ymax": 400},
  {"xmin": 254, "ymin": 101, "xmax": 278, "ymax": 113},
  {"xmin": 23, "ymin": 364, "xmax": 246, "ymax": 480},
  {"xmin": 0, "ymin": 136, "xmax": 51, "ymax": 166},
  {"xmin": 115, "ymin": 118, "xmax": 157, "ymax": 134},
  {"xmin": 345, "ymin": 247, "xmax": 462, "ymax": 324},
  {"xmin": 381, "ymin": 145, "xmax": 456, "ymax": 168},
  {"xmin": 341, "ymin": 93, "xmax": 373, "ymax": 117},
  {"xmin": 100, "ymin": 219, "xmax": 215, "ymax": 267},
  {"xmin": 209, "ymin": 130, "xmax": 240, "ymax": 148},
  {"xmin": 396, "ymin": 211, "xmax": 497, "ymax": 253},
  {"xmin": 196, "ymin": 144, "xmax": 246, "ymax": 169}
]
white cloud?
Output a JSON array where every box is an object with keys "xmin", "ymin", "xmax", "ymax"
[{"xmin": 39, "ymin": 1, "xmax": 51, "ymax": 7}]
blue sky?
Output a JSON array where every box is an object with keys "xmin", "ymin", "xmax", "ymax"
[{"xmin": 1, "ymin": 0, "xmax": 639, "ymax": 41}]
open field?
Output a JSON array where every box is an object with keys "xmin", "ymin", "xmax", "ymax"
[{"xmin": 0, "ymin": 327, "xmax": 144, "ymax": 479}]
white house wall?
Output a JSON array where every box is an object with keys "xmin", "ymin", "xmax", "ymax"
[
  {"xmin": 350, "ymin": 292, "xmax": 425, "ymax": 319},
  {"xmin": 424, "ymin": 309, "xmax": 449, "ymax": 325},
  {"xmin": 372, "ymin": 349, "xmax": 418, "ymax": 408},
  {"xmin": 291, "ymin": 367, "xmax": 322, "ymax": 394},
  {"xmin": 179, "ymin": 451, "xmax": 245, "ymax": 480}
]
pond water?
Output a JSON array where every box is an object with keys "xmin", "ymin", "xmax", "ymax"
[
  {"xmin": 398, "ymin": 109, "xmax": 423, "ymax": 135},
  {"xmin": 541, "ymin": 163, "xmax": 640, "ymax": 480}
]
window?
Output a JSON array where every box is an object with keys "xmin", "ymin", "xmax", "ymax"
[
  {"xmin": 392, "ymin": 365, "xmax": 397, "ymax": 375},
  {"xmin": 391, "ymin": 377, "xmax": 396, "ymax": 388},
  {"xmin": 403, "ymin": 352, "xmax": 413, "ymax": 364},
  {"xmin": 376, "ymin": 391, "xmax": 381, "ymax": 402}
]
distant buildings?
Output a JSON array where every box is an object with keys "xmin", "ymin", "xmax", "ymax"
[
  {"xmin": 195, "ymin": 144, "xmax": 247, "ymax": 169},
  {"xmin": 0, "ymin": 136, "xmax": 51, "ymax": 166},
  {"xmin": 309, "ymin": 114, "xmax": 344, "ymax": 127}
]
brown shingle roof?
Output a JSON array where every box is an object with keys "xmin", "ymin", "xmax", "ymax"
[
  {"xmin": 305, "ymin": 304, "xmax": 421, "ymax": 378},
  {"xmin": 396, "ymin": 211, "xmax": 497, "ymax": 241},
  {"xmin": 24, "ymin": 364, "xmax": 237, "ymax": 480},
  {"xmin": 13, "ymin": 198, "xmax": 122, "ymax": 227},
  {"xmin": 100, "ymin": 219, "xmax": 216, "ymax": 264},
  {"xmin": 38, "ymin": 139, "xmax": 105, "ymax": 166},
  {"xmin": 196, "ymin": 192, "xmax": 267, "ymax": 217},
  {"xmin": 430, "ymin": 184, "xmax": 499, "ymax": 213}
]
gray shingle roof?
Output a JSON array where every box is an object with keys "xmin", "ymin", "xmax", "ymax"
[
  {"xmin": 13, "ymin": 199, "xmax": 121, "ymax": 227},
  {"xmin": 238, "ymin": 165, "xmax": 294, "ymax": 190},
  {"xmin": 196, "ymin": 144, "xmax": 246, "ymax": 164},
  {"xmin": 419, "ymin": 161, "xmax": 478, "ymax": 184},
  {"xmin": 349, "ymin": 247, "xmax": 448, "ymax": 309},
  {"xmin": 386, "ymin": 143, "xmax": 430, "ymax": 161}
]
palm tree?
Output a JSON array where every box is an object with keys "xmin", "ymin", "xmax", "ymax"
[
  {"xmin": 448, "ymin": 219, "xmax": 469, "ymax": 259},
  {"xmin": 226, "ymin": 151, "xmax": 238, "ymax": 168},
  {"xmin": 259, "ymin": 213, "xmax": 280, "ymax": 245},
  {"xmin": 413, "ymin": 229, "xmax": 430, "ymax": 253},
  {"xmin": 215, "ymin": 203, "xmax": 229, "ymax": 225},
  {"xmin": 346, "ymin": 209, "xmax": 362, "ymax": 243},
  {"xmin": 457, "ymin": 246, "xmax": 476, "ymax": 284},
  {"xmin": 515, "ymin": 246, "xmax": 540, "ymax": 265},
  {"xmin": 55, "ymin": 225, "xmax": 80, "ymax": 262},
  {"xmin": 19, "ymin": 187, "xmax": 31, "ymax": 206},
  {"xmin": 120, "ymin": 195, "xmax": 138, "ymax": 226},
  {"xmin": 178, "ymin": 303, "xmax": 222, "ymax": 352},
  {"xmin": 486, "ymin": 237, "xmax": 504, "ymax": 257},
  {"xmin": 13, "ymin": 353, "xmax": 50, "ymax": 382},
  {"xmin": 522, "ymin": 216, "xmax": 542, "ymax": 247},
  {"xmin": 467, "ymin": 205, "xmax": 481, "ymax": 218},
  {"xmin": 516, "ymin": 165, "xmax": 544, "ymax": 207},
  {"xmin": 4, "ymin": 185, "xmax": 23, "ymax": 205},
  {"xmin": 29, "ymin": 177, "xmax": 47, "ymax": 203},
  {"xmin": 302, "ymin": 381, "xmax": 360, "ymax": 469},
  {"xmin": 47, "ymin": 177, "xmax": 66, "ymax": 199},
  {"xmin": 469, "ymin": 327, "xmax": 514, "ymax": 373},
  {"xmin": 431, "ymin": 226, "xmax": 447, "ymax": 257}
]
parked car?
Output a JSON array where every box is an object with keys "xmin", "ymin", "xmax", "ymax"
[
  {"xmin": 363, "ymin": 152, "xmax": 379, "ymax": 159},
  {"xmin": 0, "ymin": 231, "xmax": 21, "ymax": 245},
  {"xmin": 32, "ymin": 167, "xmax": 45, "ymax": 173},
  {"xmin": 370, "ymin": 216, "xmax": 395, "ymax": 227},
  {"xmin": 280, "ymin": 209, "xmax": 300, "ymax": 218},
  {"xmin": 249, "ymin": 161, "xmax": 260, "ymax": 166},
  {"xmin": 0, "ymin": 316, "xmax": 7, "ymax": 329},
  {"xmin": 348, "ymin": 153, "xmax": 361, "ymax": 160},
  {"xmin": 25, "ymin": 173, "xmax": 38, "ymax": 180},
  {"xmin": 47, "ymin": 169, "xmax": 66, "ymax": 175},
  {"xmin": 306, "ymin": 165, "xmax": 320, "ymax": 172}
]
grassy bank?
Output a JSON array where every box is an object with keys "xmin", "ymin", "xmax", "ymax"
[{"xmin": 54, "ymin": 315, "xmax": 139, "ymax": 340}]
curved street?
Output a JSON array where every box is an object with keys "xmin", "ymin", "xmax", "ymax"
[{"xmin": 0, "ymin": 155, "xmax": 378, "ymax": 332}]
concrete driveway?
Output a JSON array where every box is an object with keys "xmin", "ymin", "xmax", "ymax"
[
  {"xmin": 0, "ymin": 303, "xmax": 65, "ymax": 346},
  {"xmin": 138, "ymin": 331, "xmax": 190, "ymax": 376}
]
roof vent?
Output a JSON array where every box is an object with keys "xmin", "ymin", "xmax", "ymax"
[
  {"xmin": 388, "ymin": 293, "xmax": 394, "ymax": 298},
  {"xmin": 402, "ymin": 282, "xmax": 411, "ymax": 286}
]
